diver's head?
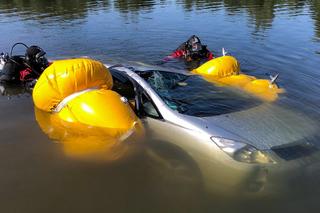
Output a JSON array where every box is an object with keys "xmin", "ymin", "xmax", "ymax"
[
  {"xmin": 187, "ymin": 35, "xmax": 201, "ymax": 47},
  {"xmin": 25, "ymin": 45, "xmax": 49, "ymax": 69},
  {"xmin": 185, "ymin": 42, "xmax": 203, "ymax": 62},
  {"xmin": 191, "ymin": 42, "xmax": 202, "ymax": 52}
]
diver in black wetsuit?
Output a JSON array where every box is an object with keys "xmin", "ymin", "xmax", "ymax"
[
  {"xmin": 162, "ymin": 35, "xmax": 214, "ymax": 70},
  {"xmin": 0, "ymin": 43, "xmax": 49, "ymax": 84},
  {"xmin": 164, "ymin": 35, "xmax": 213, "ymax": 62}
]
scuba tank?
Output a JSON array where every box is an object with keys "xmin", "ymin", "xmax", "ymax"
[
  {"xmin": 0, "ymin": 52, "xmax": 8, "ymax": 72},
  {"xmin": 0, "ymin": 55, "xmax": 25, "ymax": 82},
  {"xmin": 0, "ymin": 43, "xmax": 28, "ymax": 82}
]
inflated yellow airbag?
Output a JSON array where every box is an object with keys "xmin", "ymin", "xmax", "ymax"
[
  {"xmin": 33, "ymin": 58, "xmax": 145, "ymax": 161},
  {"xmin": 58, "ymin": 89, "xmax": 138, "ymax": 136},
  {"xmin": 218, "ymin": 74, "xmax": 256, "ymax": 88},
  {"xmin": 33, "ymin": 58, "xmax": 113, "ymax": 112},
  {"xmin": 192, "ymin": 56, "xmax": 283, "ymax": 101},
  {"xmin": 193, "ymin": 56, "xmax": 240, "ymax": 78},
  {"xmin": 243, "ymin": 79, "xmax": 283, "ymax": 102}
]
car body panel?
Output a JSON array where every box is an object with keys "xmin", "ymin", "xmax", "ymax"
[{"xmin": 202, "ymin": 104, "xmax": 318, "ymax": 150}]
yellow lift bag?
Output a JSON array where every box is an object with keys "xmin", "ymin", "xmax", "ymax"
[
  {"xmin": 33, "ymin": 58, "xmax": 113, "ymax": 112},
  {"xmin": 193, "ymin": 56, "xmax": 283, "ymax": 101},
  {"xmin": 32, "ymin": 58, "xmax": 144, "ymax": 161}
]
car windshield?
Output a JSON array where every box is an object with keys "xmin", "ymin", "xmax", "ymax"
[{"xmin": 137, "ymin": 70, "xmax": 261, "ymax": 117}]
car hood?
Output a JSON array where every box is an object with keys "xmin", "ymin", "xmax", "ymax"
[{"xmin": 201, "ymin": 104, "xmax": 318, "ymax": 150}]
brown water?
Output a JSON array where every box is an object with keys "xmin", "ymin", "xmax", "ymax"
[{"xmin": 1, "ymin": 1, "xmax": 320, "ymax": 212}]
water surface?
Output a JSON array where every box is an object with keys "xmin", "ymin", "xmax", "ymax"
[{"xmin": 0, "ymin": 1, "xmax": 320, "ymax": 212}]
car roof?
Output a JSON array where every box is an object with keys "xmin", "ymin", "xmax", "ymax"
[{"xmin": 106, "ymin": 63, "xmax": 191, "ymax": 76}]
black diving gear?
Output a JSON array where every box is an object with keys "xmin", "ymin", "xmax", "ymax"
[{"xmin": 0, "ymin": 43, "xmax": 49, "ymax": 83}]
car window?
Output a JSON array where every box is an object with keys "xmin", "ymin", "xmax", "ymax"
[
  {"xmin": 141, "ymin": 92, "xmax": 161, "ymax": 119},
  {"xmin": 111, "ymin": 71, "xmax": 135, "ymax": 100}
]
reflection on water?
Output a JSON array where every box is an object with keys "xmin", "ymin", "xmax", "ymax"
[
  {"xmin": 34, "ymin": 107, "xmax": 144, "ymax": 162},
  {"xmin": 1, "ymin": 0, "xmax": 319, "ymax": 38},
  {"xmin": 1, "ymin": 0, "xmax": 320, "ymax": 212},
  {"xmin": 114, "ymin": 0, "xmax": 156, "ymax": 13},
  {"xmin": 309, "ymin": 0, "xmax": 320, "ymax": 39},
  {"xmin": 0, "ymin": 82, "xmax": 30, "ymax": 97},
  {"xmin": 0, "ymin": 0, "xmax": 110, "ymax": 23}
]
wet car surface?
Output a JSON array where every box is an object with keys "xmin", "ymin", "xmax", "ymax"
[{"xmin": 108, "ymin": 64, "xmax": 320, "ymax": 196}]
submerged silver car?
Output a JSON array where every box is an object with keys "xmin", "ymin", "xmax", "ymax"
[{"xmin": 107, "ymin": 64, "xmax": 320, "ymax": 196}]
